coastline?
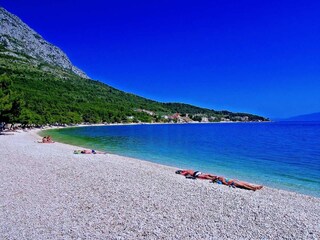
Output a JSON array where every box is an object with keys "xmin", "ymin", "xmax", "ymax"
[
  {"xmin": 41, "ymin": 122, "xmax": 320, "ymax": 198},
  {"xmin": 0, "ymin": 130, "xmax": 319, "ymax": 239},
  {"xmin": 36, "ymin": 120, "xmax": 272, "ymax": 131}
]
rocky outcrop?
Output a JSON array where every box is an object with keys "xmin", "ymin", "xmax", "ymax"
[{"xmin": 0, "ymin": 7, "xmax": 88, "ymax": 78}]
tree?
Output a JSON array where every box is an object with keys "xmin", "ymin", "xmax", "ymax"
[
  {"xmin": 0, "ymin": 75, "xmax": 12, "ymax": 122},
  {"xmin": 0, "ymin": 74, "xmax": 23, "ymax": 129},
  {"xmin": 18, "ymin": 109, "xmax": 43, "ymax": 126},
  {"xmin": 191, "ymin": 115, "xmax": 202, "ymax": 122}
]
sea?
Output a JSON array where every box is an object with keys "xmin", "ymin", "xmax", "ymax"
[{"xmin": 42, "ymin": 122, "xmax": 320, "ymax": 197}]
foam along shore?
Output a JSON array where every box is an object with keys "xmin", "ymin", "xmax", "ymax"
[{"xmin": 0, "ymin": 131, "xmax": 319, "ymax": 239}]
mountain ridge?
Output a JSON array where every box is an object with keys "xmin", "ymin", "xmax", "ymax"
[
  {"xmin": 283, "ymin": 112, "xmax": 320, "ymax": 122},
  {"xmin": 0, "ymin": 7, "xmax": 88, "ymax": 78},
  {"xmin": 0, "ymin": 7, "xmax": 268, "ymax": 125}
]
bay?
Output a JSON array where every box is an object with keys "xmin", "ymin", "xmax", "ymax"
[{"xmin": 42, "ymin": 122, "xmax": 320, "ymax": 197}]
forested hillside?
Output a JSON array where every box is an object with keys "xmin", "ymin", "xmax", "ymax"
[
  {"xmin": 0, "ymin": 7, "xmax": 268, "ymax": 126},
  {"xmin": 0, "ymin": 46, "xmax": 267, "ymax": 126},
  {"xmin": 0, "ymin": 45, "xmax": 162, "ymax": 124}
]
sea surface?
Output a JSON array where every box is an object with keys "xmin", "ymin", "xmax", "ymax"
[{"xmin": 42, "ymin": 122, "xmax": 320, "ymax": 197}]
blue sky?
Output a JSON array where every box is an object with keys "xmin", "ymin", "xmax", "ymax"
[{"xmin": 2, "ymin": 0, "xmax": 320, "ymax": 118}]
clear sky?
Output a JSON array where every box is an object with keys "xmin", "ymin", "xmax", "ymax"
[{"xmin": 1, "ymin": 0, "xmax": 320, "ymax": 119}]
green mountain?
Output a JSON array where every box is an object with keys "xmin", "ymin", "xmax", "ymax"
[{"xmin": 0, "ymin": 7, "xmax": 268, "ymax": 126}]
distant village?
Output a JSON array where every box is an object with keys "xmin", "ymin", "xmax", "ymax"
[
  {"xmin": 134, "ymin": 109, "xmax": 255, "ymax": 123},
  {"xmin": 1, "ymin": 108, "xmax": 265, "ymax": 131}
]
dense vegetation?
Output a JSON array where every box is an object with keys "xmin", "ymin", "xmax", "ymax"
[
  {"xmin": 0, "ymin": 74, "xmax": 23, "ymax": 124},
  {"xmin": 0, "ymin": 45, "xmax": 268, "ymax": 127}
]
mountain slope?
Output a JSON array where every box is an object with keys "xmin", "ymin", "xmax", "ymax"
[
  {"xmin": 0, "ymin": 7, "xmax": 268, "ymax": 125},
  {"xmin": 0, "ymin": 7, "xmax": 88, "ymax": 78},
  {"xmin": 284, "ymin": 112, "xmax": 320, "ymax": 122}
]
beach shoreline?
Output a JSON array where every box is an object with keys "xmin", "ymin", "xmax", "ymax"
[
  {"xmin": 40, "ymin": 122, "xmax": 319, "ymax": 198},
  {"xmin": 33, "ymin": 120, "xmax": 273, "ymax": 132},
  {"xmin": 0, "ymin": 130, "xmax": 319, "ymax": 239}
]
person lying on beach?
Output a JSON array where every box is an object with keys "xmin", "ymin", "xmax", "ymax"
[
  {"xmin": 213, "ymin": 176, "xmax": 263, "ymax": 191},
  {"xmin": 175, "ymin": 170, "xmax": 217, "ymax": 180},
  {"xmin": 47, "ymin": 136, "xmax": 54, "ymax": 143},
  {"xmin": 176, "ymin": 169, "xmax": 263, "ymax": 191},
  {"xmin": 74, "ymin": 149, "xmax": 106, "ymax": 154},
  {"xmin": 41, "ymin": 136, "xmax": 54, "ymax": 143}
]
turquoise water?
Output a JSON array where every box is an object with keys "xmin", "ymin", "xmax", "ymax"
[{"xmin": 43, "ymin": 122, "xmax": 320, "ymax": 197}]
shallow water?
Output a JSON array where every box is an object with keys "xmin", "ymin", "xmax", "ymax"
[{"xmin": 42, "ymin": 122, "xmax": 320, "ymax": 197}]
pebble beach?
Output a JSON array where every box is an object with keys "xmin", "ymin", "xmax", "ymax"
[{"xmin": 0, "ymin": 130, "xmax": 319, "ymax": 239}]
